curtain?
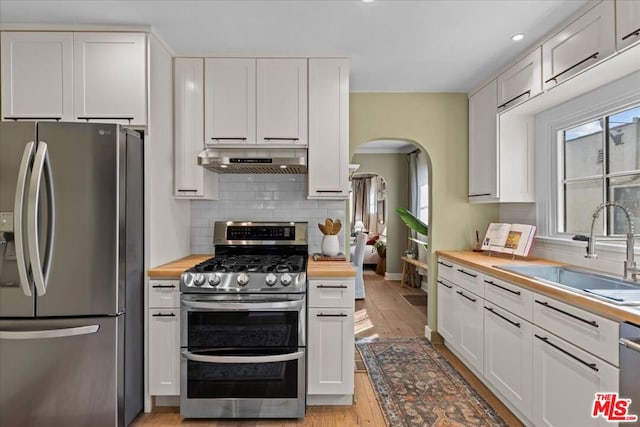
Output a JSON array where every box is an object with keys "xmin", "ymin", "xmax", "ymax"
[
  {"xmin": 351, "ymin": 177, "xmax": 371, "ymax": 231},
  {"xmin": 408, "ymin": 151, "xmax": 419, "ymax": 253}
]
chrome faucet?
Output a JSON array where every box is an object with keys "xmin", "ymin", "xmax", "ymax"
[{"xmin": 585, "ymin": 201, "xmax": 639, "ymax": 282}]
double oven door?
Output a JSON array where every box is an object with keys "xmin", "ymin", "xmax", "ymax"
[{"xmin": 180, "ymin": 293, "xmax": 306, "ymax": 419}]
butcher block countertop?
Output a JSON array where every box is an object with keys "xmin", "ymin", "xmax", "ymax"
[
  {"xmin": 437, "ymin": 250, "xmax": 640, "ymax": 324},
  {"xmin": 147, "ymin": 255, "xmax": 211, "ymax": 278},
  {"xmin": 307, "ymin": 257, "xmax": 355, "ymax": 278},
  {"xmin": 147, "ymin": 255, "xmax": 355, "ymax": 279}
]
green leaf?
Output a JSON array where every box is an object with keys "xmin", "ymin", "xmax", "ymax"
[{"xmin": 396, "ymin": 207, "xmax": 428, "ymax": 236}]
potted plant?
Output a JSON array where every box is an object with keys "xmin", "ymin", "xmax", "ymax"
[{"xmin": 373, "ymin": 239, "xmax": 386, "ymax": 258}]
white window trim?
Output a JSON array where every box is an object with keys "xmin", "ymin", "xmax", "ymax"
[{"xmin": 535, "ymin": 70, "xmax": 640, "ymax": 243}]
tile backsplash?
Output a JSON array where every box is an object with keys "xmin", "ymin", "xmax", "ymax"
[{"xmin": 191, "ymin": 174, "xmax": 347, "ymax": 254}]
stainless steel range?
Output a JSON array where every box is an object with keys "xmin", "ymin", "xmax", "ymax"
[{"xmin": 179, "ymin": 221, "xmax": 308, "ymax": 419}]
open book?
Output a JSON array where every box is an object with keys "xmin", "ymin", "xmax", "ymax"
[{"xmin": 481, "ymin": 223, "xmax": 537, "ymax": 256}]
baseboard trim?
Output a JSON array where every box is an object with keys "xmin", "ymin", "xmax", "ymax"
[
  {"xmin": 424, "ymin": 325, "xmax": 433, "ymax": 341},
  {"xmin": 307, "ymin": 394, "xmax": 354, "ymax": 406},
  {"xmin": 154, "ymin": 396, "xmax": 179, "ymax": 407},
  {"xmin": 385, "ymin": 272, "xmax": 401, "ymax": 281}
]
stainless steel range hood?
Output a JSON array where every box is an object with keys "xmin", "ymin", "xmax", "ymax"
[{"xmin": 198, "ymin": 148, "xmax": 307, "ymax": 174}]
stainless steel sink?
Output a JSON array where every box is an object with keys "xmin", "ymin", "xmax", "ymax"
[{"xmin": 495, "ymin": 265, "xmax": 640, "ymax": 305}]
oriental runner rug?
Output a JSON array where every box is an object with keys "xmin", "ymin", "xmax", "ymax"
[{"xmin": 356, "ymin": 337, "xmax": 508, "ymax": 427}]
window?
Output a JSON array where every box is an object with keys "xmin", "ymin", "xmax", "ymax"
[{"xmin": 559, "ymin": 105, "xmax": 640, "ymax": 236}]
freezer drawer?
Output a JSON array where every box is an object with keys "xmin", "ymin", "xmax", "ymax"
[{"xmin": 0, "ymin": 316, "xmax": 123, "ymax": 427}]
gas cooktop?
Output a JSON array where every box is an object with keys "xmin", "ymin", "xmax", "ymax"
[{"xmin": 181, "ymin": 221, "xmax": 309, "ymax": 294}]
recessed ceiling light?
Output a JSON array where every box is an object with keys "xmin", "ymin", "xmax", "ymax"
[
  {"xmin": 511, "ymin": 33, "xmax": 525, "ymax": 42},
  {"xmin": 362, "ymin": 0, "xmax": 375, "ymax": 3}
]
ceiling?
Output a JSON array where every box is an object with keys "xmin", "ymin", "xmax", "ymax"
[{"xmin": 0, "ymin": 0, "xmax": 589, "ymax": 93}]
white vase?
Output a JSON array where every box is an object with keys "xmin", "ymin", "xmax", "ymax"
[{"xmin": 321, "ymin": 235, "xmax": 340, "ymax": 257}]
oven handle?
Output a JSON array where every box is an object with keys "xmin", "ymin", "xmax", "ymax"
[
  {"xmin": 181, "ymin": 299, "xmax": 304, "ymax": 311},
  {"xmin": 181, "ymin": 349, "xmax": 304, "ymax": 364}
]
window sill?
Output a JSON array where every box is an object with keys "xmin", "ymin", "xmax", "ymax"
[{"xmin": 536, "ymin": 236, "xmax": 640, "ymax": 255}]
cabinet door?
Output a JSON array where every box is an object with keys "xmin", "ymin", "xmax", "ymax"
[
  {"xmin": 484, "ymin": 303, "xmax": 533, "ymax": 420},
  {"xmin": 497, "ymin": 47, "xmax": 541, "ymax": 111},
  {"xmin": 437, "ymin": 278, "xmax": 460, "ymax": 348},
  {"xmin": 256, "ymin": 59, "xmax": 307, "ymax": 146},
  {"xmin": 542, "ymin": 1, "xmax": 615, "ymax": 90},
  {"xmin": 148, "ymin": 308, "xmax": 180, "ymax": 395},
  {"xmin": 1, "ymin": 32, "xmax": 73, "ymax": 121},
  {"xmin": 468, "ymin": 80, "xmax": 498, "ymax": 201},
  {"xmin": 308, "ymin": 58, "xmax": 350, "ymax": 199},
  {"xmin": 617, "ymin": 0, "xmax": 640, "ymax": 50},
  {"xmin": 73, "ymin": 32, "xmax": 147, "ymax": 125},
  {"xmin": 533, "ymin": 327, "xmax": 619, "ymax": 427},
  {"xmin": 204, "ymin": 58, "xmax": 256, "ymax": 145},
  {"xmin": 307, "ymin": 308, "xmax": 354, "ymax": 395},
  {"xmin": 458, "ymin": 287, "xmax": 484, "ymax": 373}
]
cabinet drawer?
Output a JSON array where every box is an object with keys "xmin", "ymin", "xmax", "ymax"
[
  {"xmin": 533, "ymin": 294, "xmax": 618, "ymax": 366},
  {"xmin": 437, "ymin": 258, "xmax": 456, "ymax": 282},
  {"xmin": 453, "ymin": 263, "xmax": 484, "ymax": 297},
  {"xmin": 309, "ymin": 280, "xmax": 355, "ymax": 308},
  {"xmin": 483, "ymin": 275, "xmax": 532, "ymax": 321},
  {"xmin": 149, "ymin": 280, "xmax": 180, "ymax": 308}
]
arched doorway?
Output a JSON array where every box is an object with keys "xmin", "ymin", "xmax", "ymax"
[{"xmin": 350, "ymin": 138, "xmax": 431, "ymax": 287}]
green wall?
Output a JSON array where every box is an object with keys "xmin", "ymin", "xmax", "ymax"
[
  {"xmin": 351, "ymin": 153, "xmax": 409, "ymax": 275},
  {"xmin": 350, "ymin": 93, "xmax": 498, "ymax": 336}
]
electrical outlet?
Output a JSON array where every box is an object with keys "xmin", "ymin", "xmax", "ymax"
[{"xmin": 0, "ymin": 212, "xmax": 13, "ymax": 232}]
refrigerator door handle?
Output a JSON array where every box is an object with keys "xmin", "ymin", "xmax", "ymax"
[
  {"xmin": 13, "ymin": 141, "xmax": 35, "ymax": 297},
  {"xmin": 0, "ymin": 325, "xmax": 100, "ymax": 340},
  {"xmin": 27, "ymin": 142, "xmax": 53, "ymax": 296}
]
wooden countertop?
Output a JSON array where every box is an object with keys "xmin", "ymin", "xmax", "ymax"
[
  {"xmin": 148, "ymin": 255, "xmax": 355, "ymax": 279},
  {"xmin": 437, "ymin": 250, "xmax": 640, "ymax": 324},
  {"xmin": 307, "ymin": 257, "xmax": 356, "ymax": 278},
  {"xmin": 147, "ymin": 255, "xmax": 211, "ymax": 278}
]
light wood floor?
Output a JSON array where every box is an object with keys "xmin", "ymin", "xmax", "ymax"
[{"xmin": 133, "ymin": 268, "xmax": 522, "ymax": 426}]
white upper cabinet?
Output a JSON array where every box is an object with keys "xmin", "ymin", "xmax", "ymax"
[
  {"xmin": 542, "ymin": 1, "xmax": 615, "ymax": 90},
  {"xmin": 468, "ymin": 80, "xmax": 498, "ymax": 201},
  {"xmin": 616, "ymin": 0, "xmax": 640, "ymax": 50},
  {"xmin": 73, "ymin": 32, "xmax": 147, "ymax": 125},
  {"xmin": 174, "ymin": 57, "xmax": 218, "ymax": 200},
  {"xmin": 308, "ymin": 58, "xmax": 350, "ymax": 199},
  {"xmin": 256, "ymin": 59, "xmax": 307, "ymax": 146},
  {"xmin": 497, "ymin": 47, "xmax": 542, "ymax": 111},
  {"xmin": 1, "ymin": 32, "xmax": 73, "ymax": 121},
  {"xmin": 204, "ymin": 58, "xmax": 256, "ymax": 145}
]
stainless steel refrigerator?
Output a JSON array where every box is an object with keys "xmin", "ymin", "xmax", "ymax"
[{"xmin": 0, "ymin": 122, "xmax": 144, "ymax": 426}]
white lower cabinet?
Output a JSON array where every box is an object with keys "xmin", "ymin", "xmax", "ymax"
[
  {"xmin": 307, "ymin": 278, "xmax": 355, "ymax": 403},
  {"xmin": 437, "ymin": 257, "xmax": 621, "ymax": 427},
  {"xmin": 437, "ymin": 278, "xmax": 460, "ymax": 346},
  {"xmin": 533, "ymin": 326, "xmax": 619, "ymax": 427},
  {"xmin": 484, "ymin": 302, "xmax": 533, "ymax": 420},
  {"xmin": 457, "ymin": 288, "xmax": 484, "ymax": 374},
  {"xmin": 148, "ymin": 280, "xmax": 180, "ymax": 396}
]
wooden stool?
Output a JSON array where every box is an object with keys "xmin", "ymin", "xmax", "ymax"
[{"xmin": 400, "ymin": 256, "xmax": 428, "ymax": 288}]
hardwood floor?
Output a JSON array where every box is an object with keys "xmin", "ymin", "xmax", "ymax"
[{"xmin": 133, "ymin": 268, "xmax": 522, "ymax": 426}]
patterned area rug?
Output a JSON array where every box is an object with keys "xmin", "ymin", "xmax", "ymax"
[{"xmin": 356, "ymin": 337, "xmax": 508, "ymax": 427}]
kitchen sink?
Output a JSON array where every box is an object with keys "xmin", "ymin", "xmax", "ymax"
[{"xmin": 495, "ymin": 265, "xmax": 640, "ymax": 305}]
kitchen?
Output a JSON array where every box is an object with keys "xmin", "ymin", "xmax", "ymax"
[{"xmin": 1, "ymin": 1, "xmax": 639, "ymax": 426}]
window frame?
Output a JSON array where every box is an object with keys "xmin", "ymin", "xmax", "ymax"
[
  {"xmin": 557, "ymin": 106, "xmax": 640, "ymax": 236},
  {"xmin": 535, "ymin": 72, "xmax": 640, "ymax": 242}
]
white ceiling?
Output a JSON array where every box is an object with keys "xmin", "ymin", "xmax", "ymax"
[{"xmin": 0, "ymin": 0, "xmax": 589, "ymax": 92}]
